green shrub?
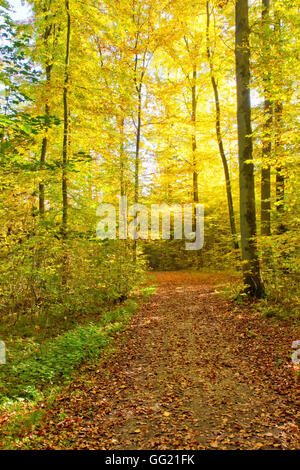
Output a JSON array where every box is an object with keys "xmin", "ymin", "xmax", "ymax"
[{"xmin": 0, "ymin": 302, "xmax": 138, "ymax": 403}]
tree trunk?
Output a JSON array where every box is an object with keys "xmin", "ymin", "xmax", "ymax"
[
  {"xmin": 118, "ymin": 116, "xmax": 125, "ymax": 197},
  {"xmin": 260, "ymin": 0, "xmax": 272, "ymax": 236},
  {"xmin": 190, "ymin": 64, "xmax": 203, "ymax": 267},
  {"xmin": 191, "ymin": 65, "xmax": 199, "ymax": 205},
  {"xmin": 274, "ymin": 15, "xmax": 285, "ymax": 234},
  {"xmin": 118, "ymin": 115, "xmax": 127, "ymax": 250},
  {"xmin": 133, "ymin": 87, "xmax": 142, "ymax": 262},
  {"xmin": 135, "ymin": 91, "xmax": 141, "ymax": 206},
  {"xmin": 39, "ymin": 6, "xmax": 53, "ymax": 217},
  {"xmin": 39, "ymin": 71, "xmax": 51, "ymax": 216},
  {"xmin": 62, "ymin": 0, "xmax": 71, "ymax": 239},
  {"xmin": 206, "ymin": 1, "xmax": 239, "ymax": 250},
  {"xmin": 275, "ymin": 102, "xmax": 285, "ymax": 233},
  {"xmin": 235, "ymin": 0, "xmax": 264, "ymax": 297}
]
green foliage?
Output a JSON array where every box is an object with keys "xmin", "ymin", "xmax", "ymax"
[
  {"xmin": 258, "ymin": 299, "xmax": 299, "ymax": 322},
  {"xmin": 142, "ymin": 210, "xmax": 238, "ymax": 272},
  {"xmin": 0, "ymin": 300, "xmax": 138, "ymax": 403},
  {"xmin": 0, "ymin": 234, "xmax": 142, "ymax": 333},
  {"xmin": 1, "ymin": 324, "xmax": 109, "ymax": 400},
  {"xmin": 259, "ymin": 229, "xmax": 300, "ymax": 316}
]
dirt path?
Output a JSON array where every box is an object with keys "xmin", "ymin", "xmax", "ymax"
[{"xmin": 27, "ymin": 272, "xmax": 299, "ymax": 449}]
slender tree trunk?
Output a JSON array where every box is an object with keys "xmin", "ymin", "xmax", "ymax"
[
  {"xmin": 118, "ymin": 115, "xmax": 127, "ymax": 257},
  {"xmin": 206, "ymin": 1, "xmax": 239, "ymax": 250},
  {"xmin": 135, "ymin": 91, "xmax": 141, "ymax": 205},
  {"xmin": 260, "ymin": 0, "xmax": 272, "ymax": 236},
  {"xmin": 190, "ymin": 64, "xmax": 204, "ymax": 267},
  {"xmin": 118, "ymin": 116, "xmax": 125, "ymax": 197},
  {"xmin": 191, "ymin": 65, "xmax": 199, "ymax": 205},
  {"xmin": 39, "ymin": 74, "xmax": 51, "ymax": 216},
  {"xmin": 39, "ymin": 7, "xmax": 53, "ymax": 217},
  {"xmin": 274, "ymin": 15, "xmax": 285, "ymax": 234},
  {"xmin": 275, "ymin": 101, "xmax": 285, "ymax": 233},
  {"xmin": 62, "ymin": 0, "xmax": 71, "ymax": 239},
  {"xmin": 133, "ymin": 87, "xmax": 142, "ymax": 262},
  {"xmin": 235, "ymin": 0, "xmax": 264, "ymax": 297}
]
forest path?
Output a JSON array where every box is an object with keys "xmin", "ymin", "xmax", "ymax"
[{"xmin": 30, "ymin": 272, "xmax": 299, "ymax": 450}]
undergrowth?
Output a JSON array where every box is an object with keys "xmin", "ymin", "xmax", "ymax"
[{"xmin": 0, "ymin": 285, "xmax": 156, "ymax": 449}]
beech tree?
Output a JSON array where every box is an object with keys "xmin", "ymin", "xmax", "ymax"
[{"xmin": 235, "ymin": 0, "xmax": 264, "ymax": 297}]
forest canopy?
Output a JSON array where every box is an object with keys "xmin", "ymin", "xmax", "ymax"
[{"xmin": 0, "ymin": 0, "xmax": 299, "ymax": 329}]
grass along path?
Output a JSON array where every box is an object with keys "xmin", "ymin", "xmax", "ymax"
[{"xmin": 9, "ymin": 272, "xmax": 300, "ymax": 450}]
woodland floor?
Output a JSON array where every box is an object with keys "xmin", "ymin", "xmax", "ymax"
[{"xmin": 19, "ymin": 272, "xmax": 300, "ymax": 450}]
